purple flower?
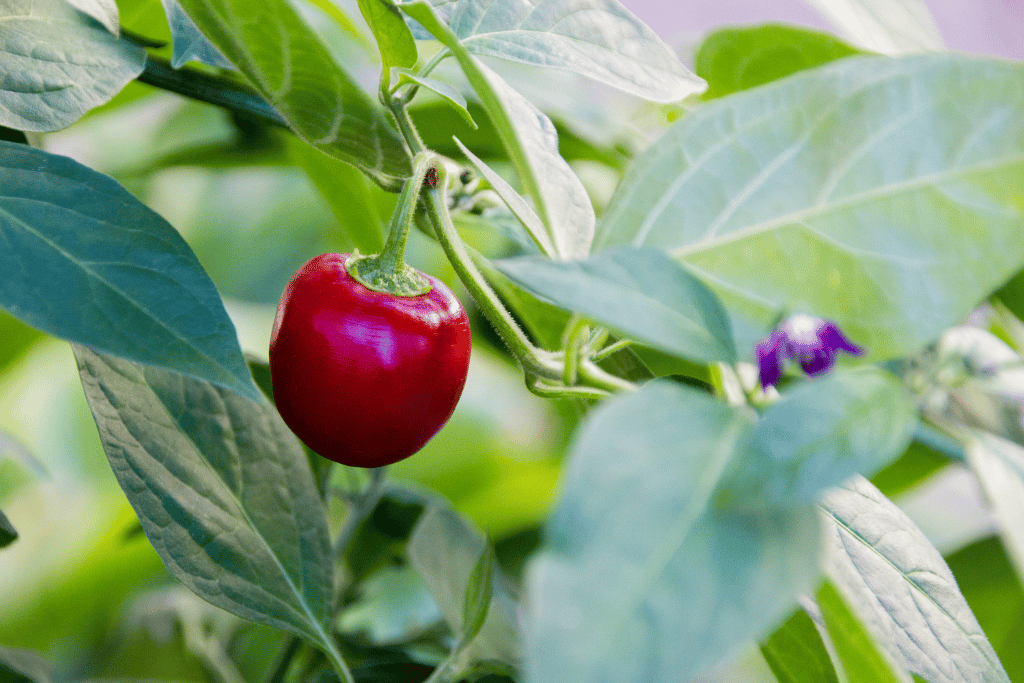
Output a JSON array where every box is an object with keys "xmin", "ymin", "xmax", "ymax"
[{"xmin": 756, "ymin": 315, "xmax": 864, "ymax": 388}]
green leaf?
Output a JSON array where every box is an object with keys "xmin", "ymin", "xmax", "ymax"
[
  {"xmin": 870, "ymin": 436, "xmax": 949, "ymax": 499},
  {"xmin": 159, "ymin": 0, "xmax": 232, "ymax": 68},
  {"xmin": 726, "ymin": 368, "xmax": 917, "ymax": 507},
  {"xmin": 965, "ymin": 432, "xmax": 1024, "ymax": 587},
  {"xmin": 597, "ymin": 53, "xmax": 1024, "ymax": 360},
  {"xmin": 74, "ymin": 347, "xmax": 339, "ymax": 659},
  {"xmin": 0, "ymin": 509, "xmax": 16, "ymax": 548},
  {"xmin": 759, "ymin": 607, "xmax": 840, "ymax": 683},
  {"xmin": 0, "ymin": 142, "xmax": 261, "ymax": 403},
  {"xmin": 408, "ymin": 506, "xmax": 520, "ymax": 664},
  {"xmin": 524, "ymin": 380, "xmax": 821, "ymax": 683},
  {"xmin": 817, "ymin": 580, "xmax": 907, "ymax": 683},
  {"xmin": 398, "ymin": 0, "xmax": 705, "ymax": 103},
  {"xmin": 461, "ymin": 536, "xmax": 496, "ymax": 645},
  {"xmin": 358, "ymin": 0, "xmax": 417, "ymax": 88},
  {"xmin": 397, "ymin": 72, "xmax": 477, "ymax": 129},
  {"xmin": 175, "ymin": 0, "xmax": 411, "ymax": 179},
  {"xmin": 0, "ymin": 646, "xmax": 51, "ymax": 683},
  {"xmin": 0, "ymin": 3, "xmax": 145, "ymax": 131},
  {"xmin": 801, "ymin": 0, "xmax": 943, "ymax": 54},
  {"xmin": 66, "ymin": 0, "xmax": 120, "ymax": 34},
  {"xmin": 696, "ymin": 24, "xmax": 859, "ymax": 99},
  {"xmin": 400, "ymin": 1, "xmax": 594, "ymax": 259},
  {"xmin": 493, "ymin": 245, "xmax": 736, "ymax": 363},
  {"xmin": 820, "ymin": 476, "xmax": 1010, "ymax": 683}
]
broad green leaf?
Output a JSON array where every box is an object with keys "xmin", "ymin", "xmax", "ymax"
[
  {"xmin": 817, "ymin": 581, "xmax": 908, "ymax": 683},
  {"xmin": 408, "ymin": 506, "xmax": 520, "ymax": 664},
  {"xmin": 821, "ymin": 476, "xmax": 1010, "ymax": 683},
  {"xmin": 870, "ymin": 436, "xmax": 949, "ymax": 499},
  {"xmin": 726, "ymin": 368, "xmax": 917, "ymax": 507},
  {"xmin": 0, "ymin": 142, "xmax": 261, "ymax": 403},
  {"xmin": 493, "ymin": 246, "xmax": 736, "ymax": 363},
  {"xmin": 398, "ymin": 72, "xmax": 477, "ymax": 129},
  {"xmin": 175, "ymin": 0, "xmax": 411, "ymax": 178},
  {"xmin": 0, "ymin": 646, "xmax": 51, "ymax": 683},
  {"xmin": 597, "ymin": 54, "xmax": 1024, "ymax": 360},
  {"xmin": 67, "ymin": 0, "xmax": 119, "ymax": 33},
  {"xmin": 400, "ymin": 1, "xmax": 594, "ymax": 259},
  {"xmin": 759, "ymin": 607, "xmax": 840, "ymax": 683},
  {"xmin": 800, "ymin": 0, "xmax": 943, "ymax": 54},
  {"xmin": 946, "ymin": 537, "xmax": 1024, "ymax": 683},
  {"xmin": 0, "ymin": 5, "xmax": 144, "ymax": 131},
  {"xmin": 74, "ymin": 347, "xmax": 340, "ymax": 660},
  {"xmin": 358, "ymin": 0, "xmax": 417, "ymax": 88},
  {"xmin": 461, "ymin": 537, "xmax": 496, "ymax": 644},
  {"xmin": 524, "ymin": 380, "xmax": 820, "ymax": 683},
  {"xmin": 0, "ymin": 509, "xmax": 16, "ymax": 548},
  {"xmin": 696, "ymin": 24, "xmax": 859, "ymax": 99},
  {"xmin": 160, "ymin": 0, "xmax": 233, "ymax": 68},
  {"xmin": 398, "ymin": 0, "xmax": 704, "ymax": 103},
  {"xmin": 965, "ymin": 432, "xmax": 1024, "ymax": 587}
]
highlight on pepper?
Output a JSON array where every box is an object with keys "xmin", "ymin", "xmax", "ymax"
[{"xmin": 755, "ymin": 314, "xmax": 863, "ymax": 388}]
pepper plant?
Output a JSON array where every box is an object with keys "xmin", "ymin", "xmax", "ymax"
[{"xmin": 3, "ymin": 1, "xmax": 1024, "ymax": 682}]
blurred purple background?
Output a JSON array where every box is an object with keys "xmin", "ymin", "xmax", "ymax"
[{"xmin": 622, "ymin": 0, "xmax": 1023, "ymax": 61}]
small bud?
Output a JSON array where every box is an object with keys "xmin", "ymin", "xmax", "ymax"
[
  {"xmin": 424, "ymin": 166, "xmax": 439, "ymax": 189},
  {"xmin": 756, "ymin": 314, "xmax": 863, "ymax": 388}
]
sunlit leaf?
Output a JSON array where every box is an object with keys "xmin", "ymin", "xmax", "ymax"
[
  {"xmin": 597, "ymin": 54, "xmax": 1024, "ymax": 360},
  {"xmin": 760, "ymin": 607, "xmax": 841, "ymax": 683},
  {"xmin": 358, "ymin": 0, "xmax": 417, "ymax": 88},
  {"xmin": 66, "ymin": 0, "xmax": 119, "ymax": 34},
  {"xmin": 817, "ymin": 580, "xmax": 909, "ymax": 682},
  {"xmin": 800, "ymin": 0, "xmax": 943, "ymax": 54}
]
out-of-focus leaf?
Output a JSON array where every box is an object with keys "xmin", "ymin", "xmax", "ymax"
[
  {"xmin": 175, "ymin": 0, "xmax": 411, "ymax": 178},
  {"xmin": 0, "ymin": 509, "xmax": 16, "ymax": 548},
  {"xmin": 760, "ymin": 607, "xmax": 840, "ymax": 683},
  {"xmin": 800, "ymin": 0, "xmax": 944, "ymax": 54},
  {"xmin": 0, "ymin": 645, "xmax": 52, "ymax": 683},
  {"xmin": 696, "ymin": 23, "xmax": 859, "ymax": 99},
  {"xmin": 397, "ymin": 0, "xmax": 705, "ymax": 103},
  {"xmin": 159, "ymin": 0, "xmax": 233, "ymax": 68},
  {"xmin": 461, "ymin": 538, "xmax": 496, "ymax": 644},
  {"xmin": 965, "ymin": 432, "xmax": 1024, "ymax": 587},
  {"xmin": 74, "ymin": 348, "xmax": 341, "ymax": 663},
  {"xmin": 870, "ymin": 436, "xmax": 949, "ymax": 499},
  {"xmin": 494, "ymin": 246, "xmax": 736, "ymax": 363},
  {"xmin": 821, "ymin": 476, "xmax": 1010, "ymax": 683},
  {"xmin": 597, "ymin": 54, "xmax": 1024, "ymax": 360},
  {"xmin": 817, "ymin": 580, "xmax": 908, "ymax": 682},
  {"xmin": 401, "ymin": 1, "xmax": 594, "ymax": 260},
  {"xmin": 726, "ymin": 368, "xmax": 917, "ymax": 507},
  {"xmin": 0, "ymin": 2, "xmax": 144, "ymax": 131},
  {"xmin": 408, "ymin": 506, "xmax": 520, "ymax": 664},
  {"xmin": 524, "ymin": 380, "xmax": 820, "ymax": 683},
  {"xmin": 0, "ymin": 142, "xmax": 261, "ymax": 402}
]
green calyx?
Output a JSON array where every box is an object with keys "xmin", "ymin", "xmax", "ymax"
[{"xmin": 346, "ymin": 253, "xmax": 432, "ymax": 297}]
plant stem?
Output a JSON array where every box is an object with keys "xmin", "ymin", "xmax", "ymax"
[{"xmin": 377, "ymin": 153, "xmax": 433, "ymax": 273}]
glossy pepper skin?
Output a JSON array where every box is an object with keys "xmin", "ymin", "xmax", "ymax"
[{"xmin": 270, "ymin": 253, "xmax": 471, "ymax": 468}]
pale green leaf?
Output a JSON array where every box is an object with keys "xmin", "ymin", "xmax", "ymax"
[
  {"xmin": 800, "ymin": 0, "xmax": 943, "ymax": 54},
  {"xmin": 493, "ymin": 246, "xmax": 736, "ymax": 363},
  {"xmin": 0, "ymin": 142, "xmax": 261, "ymax": 403},
  {"xmin": 0, "ymin": 6, "xmax": 144, "ymax": 131},
  {"xmin": 160, "ymin": 0, "xmax": 233, "ymax": 68},
  {"xmin": 965, "ymin": 432, "xmax": 1024, "ymax": 588},
  {"xmin": 597, "ymin": 53, "xmax": 1024, "ymax": 360},
  {"xmin": 400, "ymin": 0, "xmax": 594, "ymax": 259},
  {"xmin": 524, "ymin": 381, "xmax": 820, "ymax": 683},
  {"xmin": 67, "ymin": 0, "xmax": 119, "ymax": 34},
  {"xmin": 75, "ymin": 347, "xmax": 338, "ymax": 657},
  {"xmin": 399, "ymin": 0, "xmax": 705, "ymax": 102},
  {"xmin": 175, "ymin": 0, "xmax": 412, "ymax": 178},
  {"xmin": 817, "ymin": 581, "xmax": 909, "ymax": 683},
  {"xmin": 397, "ymin": 71, "xmax": 477, "ymax": 129},
  {"xmin": 821, "ymin": 476, "xmax": 1010, "ymax": 683},
  {"xmin": 0, "ymin": 646, "xmax": 51, "ymax": 683}
]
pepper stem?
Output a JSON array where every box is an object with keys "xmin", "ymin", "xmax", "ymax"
[{"xmin": 346, "ymin": 153, "xmax": 435, "ymax": 297}]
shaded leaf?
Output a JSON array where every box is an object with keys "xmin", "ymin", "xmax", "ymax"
[
  {"xmin": 965, "ymin": 432, "xmax": 1024, "ymax": 587},
  {"xmin": 461, "ymin": 537, "xmax": 496, "ymax": 644},
  {"xmin": 175, "ymin": 0, "xmax": 411, "ymax": 178},
  {"xmin": 597, "ymin": 54, "xmax": 1024, "ymax": 360},
  {"xmin": 401, "ymin": 1, "xmax": 594, "ymax": 259},
  {"xmin": 817, "ymin": 580, "xmax": 908, "ymax": 683},
  {"xmin": 760, "ymin": 607, "xmax": 840, "ymax": 683},
  {"xmin": 0, "ymin": 5, "xmax": 144, "ymax": 131},
  {"xmin": 696, "ymin": 23, "xmax": 859, "ymax": 99},
  {"xmin": 493, "ymin": 245, "xmax": 736, "ymax": 363},
  {"xmin": 75, "ymin": 348, "xmax": 339, "ymax": 659},
  {"xmin": 0, "ymin": 142, "xmax": 261, "ymax": 402},
  {"xmin": 397, "ymin": 72, "xmax": 477, "ymax": 128},
  {"xmin": 0, "ymin": 509, "xmax": 16, "ymax": 548},
  {"xmin": 408, "ymin": 506, "xmax": 520, "ymax": 664},
  {"xmin": 821, "ymin": 476, "xmax": 1010, "ymax": 683},
  {"xmin": 0, "ymin": 646, "xmax": 51, "ymax": 683},
  {"xmin": 524, "ymin": 380, "xmax": 820, "ymax": 683},
  {"xmin": 160, "ymin": 0, "xmax": 233, "ymax": 68}
]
